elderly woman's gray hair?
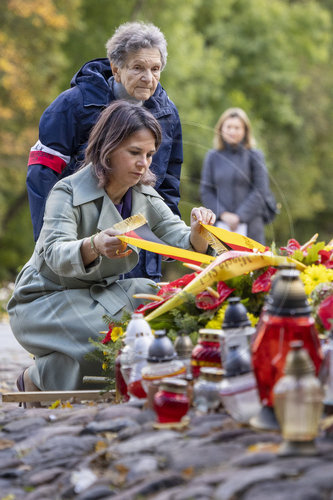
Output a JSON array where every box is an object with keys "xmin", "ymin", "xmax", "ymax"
[{"xmin": 106, "ymin": 21, "xmax": 168, "ymax": 70}]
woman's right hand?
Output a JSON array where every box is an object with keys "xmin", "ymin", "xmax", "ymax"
[
  {"xmin": 93, "ymin": 230, "xmax": 132, "ymax": 259},
  {"xmin": 81, "ymin": 229, "xmax": 132, "ymax": 266},
  {"xmin": 220, "ymin": 211, "xmax": 240, "ymax": 231}
]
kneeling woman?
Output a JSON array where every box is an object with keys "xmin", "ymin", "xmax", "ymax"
[{"xmin": 8, "ymin": 101, "xmax": 215, "ymax": 392}]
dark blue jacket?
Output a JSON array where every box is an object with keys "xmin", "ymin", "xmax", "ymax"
[{"xmin": 26, "ymin": 58, "xmax": 183, "ymax": 279}]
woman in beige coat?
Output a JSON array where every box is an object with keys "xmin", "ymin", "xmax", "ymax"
[{"xmin": 8, "ymin": 101, "xmax": 215, "ymax": 393}]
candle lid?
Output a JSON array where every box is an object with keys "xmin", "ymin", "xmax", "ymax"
[
  {"xmin": 266, "ymin": 269, "xmax": 311, "ymax": 317},
  {"xmin": 147, "ymin": 330, "xmax": 176, "ymax": 362},
  {"xmin": 200, "ymin": 367, "xmax": 224, "ymax": 381},
  {"xmin": 222, "ymin": 297, "xmax": 251, "ymax": 328},
  {"xmin": 174, "ymin": 333, "xmax": 193, "ymax": 357},
  {"xmin": 225, "ymin": 345, "xmax": 251, "ymax": 377},
  {"xmin": 159, "ymin": 378, "xmax": 188, "ymax": 393},
  {"xmin": 198, "ymin": 329, "xmax": 222, "ymax": 342},
  {"xmin": 125, "ymin": 312, "xmax": 152, "ymax": 345},
  {"xmin": 284, "ymin": 341, "xmax": 315, "ymax": 376}
]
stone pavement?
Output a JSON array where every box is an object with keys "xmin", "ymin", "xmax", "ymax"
[
  {"xmin": 1, "ymin": 321, "xmax": 333, "ymax": 500},
  {"xmin": 0, "ymin": 320, "xmax": 32, "ymax": 399}
]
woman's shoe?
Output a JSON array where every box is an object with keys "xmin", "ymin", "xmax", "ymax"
[
  {"xmin": 16, "ymin": 368, "xmax": 41, "ymax": 408},
  {"xmin": 16, "ymin": 369, "xmax": 27, "ymax": 408}
]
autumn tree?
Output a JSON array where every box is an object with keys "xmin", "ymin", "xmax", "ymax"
[
  {"xmin": 1, "ymin": 0, "xmax": 333, "ymax": 282},
  {"xmin": 0, "ymin": 0, "xmax": 80, "ymax": 279}
]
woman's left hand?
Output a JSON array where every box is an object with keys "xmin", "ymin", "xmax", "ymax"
[
  {"xmin": 191, "ymin": 207, "xmax": 216, "ymax": 227},
  {"xmin": 190, "ymin": 207, "xmax": 216, "ymax": 253}
]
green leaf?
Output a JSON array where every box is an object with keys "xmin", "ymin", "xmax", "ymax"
[{"xmin": 304, "ymin": 241, "xmax": 326, "ymax": 265}]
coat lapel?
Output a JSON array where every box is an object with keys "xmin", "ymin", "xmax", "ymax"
[
  {"xmin": 70, "ymin": 167, "xmax": 162, "ymax": 256},
  {"xmin": 97, "ymin": 195, "xmax": 123, "ymax": 231}
]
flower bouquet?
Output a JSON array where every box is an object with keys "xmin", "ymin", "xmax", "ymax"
[
  {"xmin": 95, "ymin": 234, "xmax": 333, "ymax": 387},
  {"xmin": 133, "ymin": 235, "xmax": 332, "ymax": 336}
]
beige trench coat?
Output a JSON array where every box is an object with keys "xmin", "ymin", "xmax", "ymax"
[{"xmin": 8, "ymin": 165, "xmax": 193, "ymax": 390}]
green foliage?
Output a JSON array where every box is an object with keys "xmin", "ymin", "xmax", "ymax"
[
  {"xmin": 149, "ymin": 293, "xmax": 214, "ymax": 339},
  {"xmin": 87, "ymin": 311, "xmax": 131, "ymax": 390},
  {"xmin": 291, "ymin": 241, "xmax": 326, "ymax": 265},
  {"xmin": 225, "ymin": 271, "xmax": 266, "ymax": 316},
  {"xmin": 0, "ymin": 0, "xmax": 81, "ymax": 281},
  {"xmin": 1, "ymin": 0, "xmax": 333, "ymax": 284},
  {"xmin": 303, "ymin": 242, "xmax": 326, "ymax": 266},
  {"xmin": 102, "ymin": 311, "xmax": 132, "ymax": 329},
  {"xmin": 189, "ymin": 0, "xmax": 333, "ymax": 245},
  {"xmin": 88, "ymin": 334, "xmax": 123, "ymax": 391}
]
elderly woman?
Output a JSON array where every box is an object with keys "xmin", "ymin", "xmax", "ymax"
[
  {"xmin": 27, "ymin": 21, "xmax": 183, "ymax": 280},
  {"xmin": 8, "ymin": 101, "xmax": 215, "ymax": 394}
]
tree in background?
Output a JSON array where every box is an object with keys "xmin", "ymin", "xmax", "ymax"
[
  {"xmin": 1, "ymin": 0, "xmax": 333, "ymax": 283},
  {"xmin": 0, "ymin": 0, "xmax": 80, "ymax": 280}
]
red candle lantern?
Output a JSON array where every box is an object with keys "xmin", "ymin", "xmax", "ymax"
[
  {"xmin": 154, "ymin": 378, "xmax": 189, "ymax": 423},
  {"xmin": 191, "ymin": 330, "xmax": 222, "ymax": 378},
  {"xmin": 251, "ymin": 268, "xmax": 323, "ymax": 430}
]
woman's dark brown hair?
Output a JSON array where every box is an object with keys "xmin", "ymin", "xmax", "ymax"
[{"xmin": 84, "ymin": 100, "xmax": 162, "ymax": 187}]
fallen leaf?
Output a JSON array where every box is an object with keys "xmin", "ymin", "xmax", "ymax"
[
  {"xmin": 0, "ymin": 438, "xmax": 15, "ymax": 450},
  {"xmin": 182, "ymin": 466, "xmax": 195, "ymax": 478},
  {"xmin": 95, "ymin": 440, "xmax": 107, "ymax": 453},
  {"xmin": 247, "ymin": 442, "xmax": 280, "ymax": 453}
]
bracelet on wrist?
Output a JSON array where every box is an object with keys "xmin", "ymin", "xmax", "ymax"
[{"xmin": 90, "ymin": 233, "xmax": 101, "ymax": 256}]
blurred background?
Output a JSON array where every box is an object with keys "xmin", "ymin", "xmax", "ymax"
[{"xmin": 1, "ymin": 0, "xmax": 333, "ymax": 287}]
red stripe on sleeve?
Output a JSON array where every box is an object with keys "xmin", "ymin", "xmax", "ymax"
[{"xmin": 28, "ymin": 151, "xmax": 67, "ymax": 174}]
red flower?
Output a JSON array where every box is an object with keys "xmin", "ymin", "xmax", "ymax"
[
  {"xmin": 318, "ymin": 295, "xmax": 333, "ymax": 331},
  {"xmin": 280, "ymin": 238, "xmax": 301, "ymax": 256},
  {"xmin": 135, "ymin": 273, "xmax": 198, "ymax": 314},
  {"xmin": 102, "ymin": 324, "xmax": 114, "ymax": 344},
  {"xmin": 195, "ymin": 281, "xmax": 235, "ymax": 310},
  {"xmin": 135, "ymin": 298, "xmax": 168, "ymax": 315},
  {"xmin": 318, "ymin": 249, "xmax": 333, "ymax": 269},
  {"xmin": 157, "ymin": 273, "xmax": 197, "ymax": 299},
  {"xmin": 252, "ymin": 267, "xmax": 278, "ymax": 293}
]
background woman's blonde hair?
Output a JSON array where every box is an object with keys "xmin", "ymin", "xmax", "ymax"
[{"xmin": 213, "ymin": 107, "xmax": 256, "ymax": 150}]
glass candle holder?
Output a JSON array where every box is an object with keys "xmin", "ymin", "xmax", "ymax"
[
  {"xmin": 320, "ymin": 330, "xmax": 333, "ymax": 408},
  {"xmin": 191, "ymin": 330, "xmax": 222, "ymax": 378},
  {"xmin": 125, "ymin": 312, "xmax": 153, "ymax": 347},
  {"xmin": 219, "ymin": 345, "xmax": 261, "ymax": 423},
  {"xmin": 253, "ymin": 315, "xmax": 322, "ymax": 408},
  {"xmin": 193, "ymin": 367, "xmax": 224, "ymax": 413},
  {"xmin": 154, "ymin": 378, "xmax": 189, "ymax": 423},
  {"xmin": 252, "ymin": 269, "xmax": 322, "ymax": 409},
  {"xmin": 127, "ymin": 333, "xmax": 152, "ymax": 401},
  {"xmin": 141, "ymin": 330, "xmax": 185, "ymax": 396},
  {"xmin": 141, "ymin": 359, "xmax": 186, "ymax": 394},
  {"xmin": 174, "ymin": 332, "xmax": 194, "ymax": 376},
  {"xmin": 273, "ymin": 341, "xmax": 324, "ymax": 455},
  {"xmin": 221, "ymin": 297, "xmax": 255, "ymax": 364},
  {"xmin": 119, "ymin": 343, "xmax": 134, "ymax": 385},
  {"xmin": 220, "ymin": 325, "xmax": 255, "ymax": 366},
  {"xmin": 115, "ymin": 346, "xmax": 129, "ymax": 403}
]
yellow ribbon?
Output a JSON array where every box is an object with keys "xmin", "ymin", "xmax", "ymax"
[
  {"xmin": 201, "ymin": 224, "xmax": 267, "ymax": 252},
  {"xmin": 145, "ymin": 251, "xmax": 305, "ymax": 322},
  {"xmin": 114, "ymin": 217, "xmax": 263, "ymax": 262},
  {"xmin": 117, "ymin": 234, "xmax": 215, "ymax": 265},
  {"xmin": 112, "ymin": 213, "xmax": 147, "ymax": 232},
  {"xmin": 198, "ymin": 225, "xmax": 229, "ymax": 254},
  {"xmin": 113, "ymin": 217, "xmax": 305, "ymax": 323}
]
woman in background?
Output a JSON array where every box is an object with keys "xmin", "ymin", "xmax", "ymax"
[{"xmin": 200, "ymin": 107, "xmax": 270, "ymax": 244}]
